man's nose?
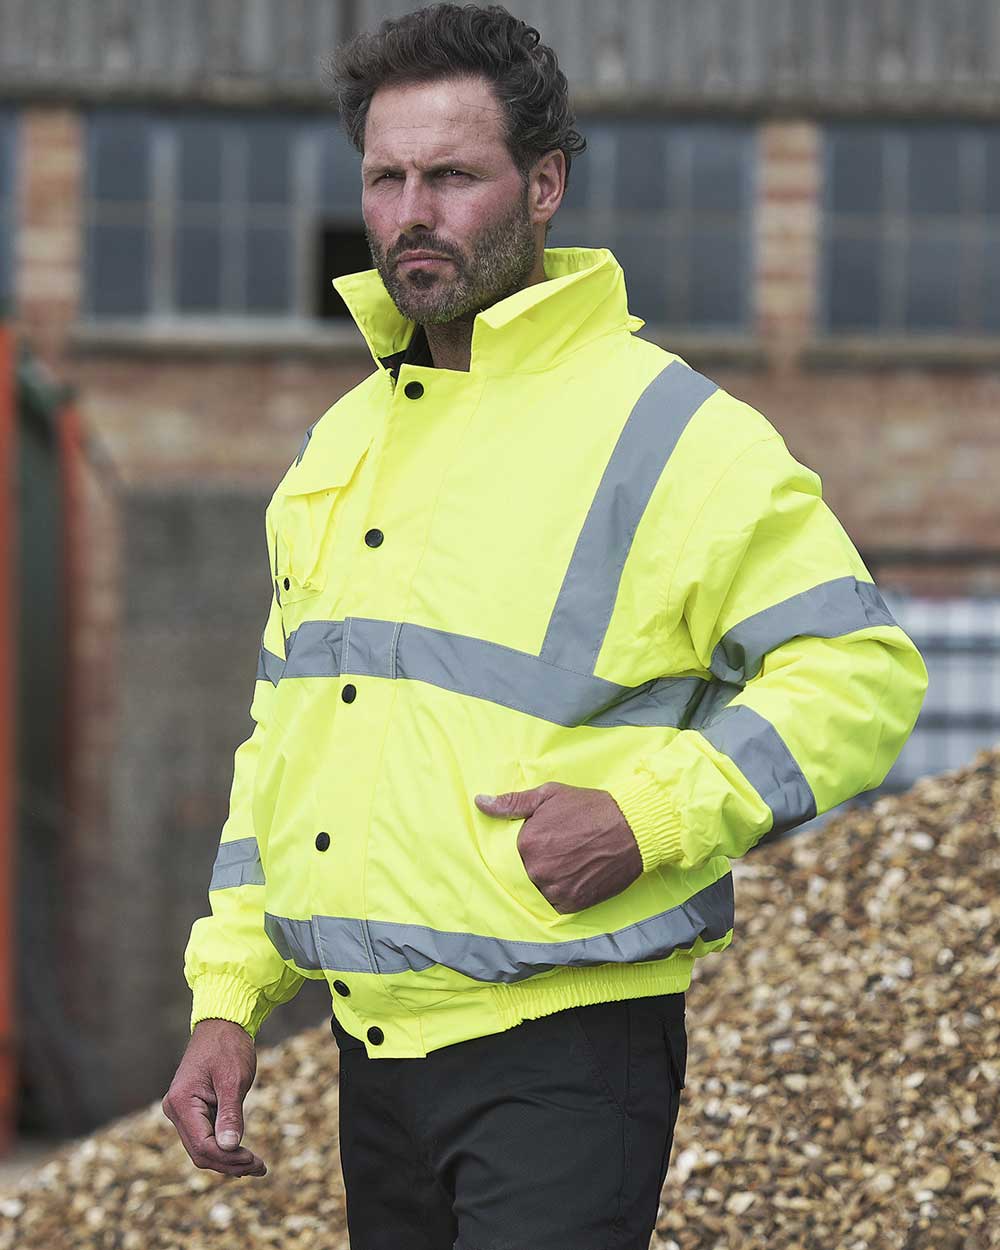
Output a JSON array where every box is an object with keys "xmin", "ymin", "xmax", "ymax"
[{"xmin": 395, "ymin": 175, "xmax": 436, "ymax": 235}]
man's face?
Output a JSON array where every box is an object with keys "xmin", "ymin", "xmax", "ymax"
[{"xmin": 360, "ymin": 75, "xmax": 539, "ymax": 325}]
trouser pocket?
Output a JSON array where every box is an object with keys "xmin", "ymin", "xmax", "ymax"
[{"xmin": 662, "ymin": 1016, "xmax": 687, "ymax": 1092}]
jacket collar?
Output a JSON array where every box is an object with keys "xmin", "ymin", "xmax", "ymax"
[{"xmin": 331, "ymin": 247, "xmax": 644, "ymax": 378}]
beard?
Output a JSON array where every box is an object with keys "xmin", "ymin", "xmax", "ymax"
[{"xmin": 365, "ymin": 189, "xmax": 538, "ymax": 325}]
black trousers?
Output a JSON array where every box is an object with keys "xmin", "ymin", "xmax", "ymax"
[{"xmin": 330, "ymin": 992, "xmax": 688, "ymax": 1250}]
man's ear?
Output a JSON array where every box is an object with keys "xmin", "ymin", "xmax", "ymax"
[{"xmin": 530, "ymin": 149, "xmax": 566, "ymax": 228}]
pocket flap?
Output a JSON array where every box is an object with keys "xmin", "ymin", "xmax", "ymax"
[{"xmin": 277, "ymin": 416, "xmax": 374, "ymax": 496}]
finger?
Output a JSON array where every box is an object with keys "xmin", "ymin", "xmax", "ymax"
[{"xmin": 181, "ymin": 1095, "xmax": 265, "ymax": 1173}]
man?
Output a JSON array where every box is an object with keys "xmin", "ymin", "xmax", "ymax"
[{"xmin": 162, "ymin": 5, "xmax": 928, "ymax": 1248}]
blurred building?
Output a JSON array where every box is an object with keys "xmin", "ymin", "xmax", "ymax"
[{"xmin": 2, "ymin": 0, "xmax": 999, "ymax": 1133}]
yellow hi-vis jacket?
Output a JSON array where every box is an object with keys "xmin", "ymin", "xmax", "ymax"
[{"xmin": 184, "ymin": 247, "xmax": 928, "ymax": 1058}]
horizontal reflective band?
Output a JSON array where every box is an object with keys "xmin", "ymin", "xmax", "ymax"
[
  {"xmin": 710, "ymin": 577, "xmax": 896, "ymax": 684},
  {"xmin": 275, "ymin": 617, "xmax": 711, "ymax": 729},
  {"xmin": 541, "ymin": 361, "xmax": 718, "ymax": 673},
  {"xmin": 700, "ymin": 703, "xmax": 816, "ymax": 835},
  {"xmin": 209, "ymin": 837, "xmax": 265, "ymax": 890},
  {"xmin": 257, "ymin": 645, "xmax": 286, "ymax": 686},
  {"xmin": 264, "ymin": 872, "xmax": 733, "ymax": 980}
]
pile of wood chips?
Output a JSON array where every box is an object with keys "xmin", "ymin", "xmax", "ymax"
[{"xmin": 1, "ymin": 747, "xmax": 997, "ymax": 1250}]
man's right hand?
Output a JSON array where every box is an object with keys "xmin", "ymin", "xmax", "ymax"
[{"xmin": 161, "ymin": 1018, "xmax": 267, "ymax": 1177}]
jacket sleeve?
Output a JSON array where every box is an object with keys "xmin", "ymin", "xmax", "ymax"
[
  {"xmin": 183, "ymin": 508, "xmax": 305, "ymax": 1038},
  {"xmin": 605, "ymin": 432, "xmax": 929, "ymax": 874}
]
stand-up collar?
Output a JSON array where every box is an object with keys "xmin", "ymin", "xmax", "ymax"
[{"xmin": 331, "ymin": 247, "xmax": 644, "ymax": 377}]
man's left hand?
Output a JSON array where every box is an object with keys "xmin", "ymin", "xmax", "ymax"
[{"xmin": 474, "ymin": 782, "xmax": 644, "ymax": 914}]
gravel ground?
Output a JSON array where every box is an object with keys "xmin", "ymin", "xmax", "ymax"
[{"xmin": 1, "ymin": 746, "xmax": 997, "ymax": 1250}]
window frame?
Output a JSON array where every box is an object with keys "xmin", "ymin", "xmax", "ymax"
[
  {"xmin": 549, "ymin": 115, "xmax": 756, "ymax": 336},
  {"xmin": 81, "ymin": 107, "xmax": 363, "ymax": 328},
  {"xmin": 820, "ymin": 121, "xmax": 1000, "ymax": 337}
]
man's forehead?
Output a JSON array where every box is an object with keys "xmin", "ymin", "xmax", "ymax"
[{"xmin": 364, "ymin": 77, "xmax": 505, "ymax": 155}]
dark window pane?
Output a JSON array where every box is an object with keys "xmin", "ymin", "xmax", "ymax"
[
  {"xmin": 828, "ymin": 129, "xmax": 883, "ymax": 215},
  {"xmin": 614, "ymin": 122, "xmax": 668, "ymax": 212},
  {"xmin": 246, "ymin": 120, "xmax": 293, "ymax": 205},
  {"xmin": 691, "ymin": 130, "xmax": 747, "ymax": 214},
  {"xmin": 0, "ymin": 115, "xmax": 12, "ymax": 201},
  {"xmin": 612, "ymin": 230, "xmax": 669, "ymax": 322},
  {"xmin": 319, "ymin": 125, "xmax": 362, "ymax": 217},
  {"xmin": 177, "ymin": 119, "xmax": 225, "ymax": 204},
  {"xmin": 907, "ymin": 129, "xmax": 962, "ymax": 216},
  {"xmin": 90, "ymin": 114, "xmax": 150, "ymax": 203},
  {"xmin": 982, "ymin": 237, "xmax": 1000, "ymax": 330},
  {"xmin": 904, "ymin": 237, "xmax": 962, "ymax": 329},
  {"xmin": 984, "ymin": 133, "xmax": 1000, "ymax": 216},
  {"xmin": 87, "ymin": 222, "xmax": 149, "ymax": 315},
  {"xmin": 561, "ymin": 143, "xmax": 590, "ymax": 213},
  {"xmin": 689, "ymin": 230, "xmax": 744, "ymax": 327},
  {"xmin": 827, "ymin": 233, "xmax": 882, "ymax": 330},
  {"xmin": 245, "ymin": 225, "xmax": 291, "ymax": 312},
  {"xmin": 0, "ymin": 211, "xmax": 10, "ymax": 311},
  {"xmin": 176, "ymin": 223, "xmax": 223, "ymax": 312}
]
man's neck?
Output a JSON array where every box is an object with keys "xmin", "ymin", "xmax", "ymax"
[{"xmin": 420, "ymin": 253, "xmax": 549, "ymax": 373}]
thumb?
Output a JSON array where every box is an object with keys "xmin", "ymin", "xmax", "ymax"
[
  {"xmin": 475, "ymin": 788, "xmax": 541, "ymax": 819},
  {"xmin": 215, "ymin": 1102, "xmax": 244, "ymax": 1151}
]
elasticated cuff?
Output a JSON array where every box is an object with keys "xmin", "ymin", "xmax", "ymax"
[
  {"xmin": 605, "ymin": 769, "xmax": 685, "ymax": 873},
  {"xmin": 189, "ymin": 973, "xmax": 274, "ymax": 1040}
]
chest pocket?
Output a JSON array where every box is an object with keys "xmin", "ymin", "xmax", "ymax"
[{"xmin": 271, "ymin": 423, "xmax": 374, "ymax": 619}]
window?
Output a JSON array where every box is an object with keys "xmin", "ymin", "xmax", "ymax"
[
  {"xmin": 0, "ymin": 110, "xmax": 16, "ymax": 314},
  {"xmin": 822, "ymin": 123, "xmax": 1000, "ymax": 334},
  {"xmin": 547, "ymin": 119, "xmax": 754, "ymax": 332},
  {"xmin": 83, "ymin": 109, "xmax": 365, "ymax": 322}
]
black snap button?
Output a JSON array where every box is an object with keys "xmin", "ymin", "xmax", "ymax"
[
  {"xmin": 283, "ymin": 577, "xmax": 290, "ymax": 590},
  {"xmin": 365, "ymin": 528, "xmax": 384, "ymax": 548},
  {"xmin": 367, "ymin": 1026, "xmax": 384, "ymax": 1045},
  {"xmin": 315, "ymin": 831, "xmax": 330, "ymax": 851},
  {"xmin": 333, "ymin": 980, "xmax": 350, "ymax": 997},
  {"xmin": 404, "ymin": 380, "xmax": 424, "ymax": 400},
  {"xmin": 342, "ymin": 683, "xmax": 356, "ymax": 703}
]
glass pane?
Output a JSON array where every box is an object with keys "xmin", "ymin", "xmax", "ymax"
[
  {"xmin": 904, "ymin": 237, "xmax": 962, "ymax": 329},
  {"xmin": 246, "ymin": 120, "xmax": 294, "ymax": 205},
  {"xmin": 691, "ymin": 129, "xmax": 747, "ymax": 214},
  {"xmin": 245, "ymin": 224, "xmax": 291, "ymax": 312},
  {"xmin": 87, "ymin": 221, "xmax": 149, "ymax": 315},
  {"xmin": 984, "ymin": 133, "xmax": 1000, "ymax": 216},
  {"xmin": 826, "ymin": 233, "xmax": 882, "ymax": 329},
  {"xmin": 176, "ymin": 223, "xmax": 223, "ymax": 312},
  {"xmin": 177, "ymin": 119, "xmax": 225, "ymax": 204},
  {"xmin": 907, "ymin": 128, "xmax": 962, "ymax": 216},
  {"xmin": 689, "ymin": 230, "xmax": 745, "ymax": 328},
  {"xmin": 319, "ymin": 125, "xmax": 363, "ymax": 217},
  {"xmin": 561, "ymin": 140, "xmax": 590, "ymax": 213},
  {"xmin": 982, "ymin": 236, "xmax": 1000, "ymax": 330},
  {"xmin": 614, "ymin": 122, "xmax": 668, "ymax": 212},
  {"xmin": 0, "ymin": 116, "xmax": 12, "ymax": 200},
  {"xmin": 89, "ymin": 113, "xmax": 150, "ymax": 203},
  {"xmin": 828, "ymin": 128, "xmax": 884, "ymax": 215},
  {"xmin": 0, "ymin": 211, "xmax": 10, "ymax": 311},
  {"xmin": 612, "ymin": 229, "xmax": 669, "ymax": 322}
]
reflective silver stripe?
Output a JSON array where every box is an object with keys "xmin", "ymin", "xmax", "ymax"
[
  {"xmin": 210, "ymin": 837, "xmax": 265, "ymax": 890},
  {"xmin": 263, "ymin": 872, "xmax": 733, "ymax": 979},
  {"xmin": 283, "ymin": 616, "xmax": 709, "ymax": 729},
  {"xmin": 257, "ymin": 645, "xmax": 286, "ymax": 686},
  {"xmin": 710, "ymin": 577, "xmax": 896, "ymax": 684},
  {"xmin": 540, "ymin": 361, "xmax": 718, "ymax": 674},
  {"xmin": 700, "ymin": 703, "xmax": 816, "ymax": 835},
  {"xmin": 294, "ymin": 417, "xmax": 320, "ymax": 466}
]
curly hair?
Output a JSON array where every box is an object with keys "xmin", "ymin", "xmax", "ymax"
[{"xmin": 325, "ymin": 3, "xmax": 587, "ymax": 190}]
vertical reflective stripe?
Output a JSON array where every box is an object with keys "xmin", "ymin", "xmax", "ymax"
[
  {"xmin": 209, "ymin": 837, "xmax": 265, "ymax": 890},
  {"xmin": 539, "ymin": 361, "xmax": 718, "ymax": 674},
  {"xmin": 710, "ymin": 577, "xmax": 897, "ymax": 684},
  {"xmin": 700, "ymin": 703, "xmax": 817, "ymax": 835}
]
